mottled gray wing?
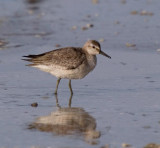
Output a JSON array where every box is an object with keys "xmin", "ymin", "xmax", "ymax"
[{"xmin": 23, "ymin": 47, "xmax": 86, "ymax": 69}]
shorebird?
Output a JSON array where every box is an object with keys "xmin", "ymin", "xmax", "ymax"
[{"xmin": 23, "ymin": 40, "xmax": 111, "ymax": 94}]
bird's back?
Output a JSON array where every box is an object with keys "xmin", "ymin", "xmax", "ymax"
[{"xmin": 23, "ymin": 47, "xmax": 86, "ymax": 70}]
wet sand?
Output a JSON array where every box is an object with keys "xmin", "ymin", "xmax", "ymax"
[{"xmin": 0, "ymin": 0, "xmax": 160, "ymax": 148}]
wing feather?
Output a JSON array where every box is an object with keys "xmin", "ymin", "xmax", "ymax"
[{"xmin": 23, "ymin": 47, "xmax": 86, "ymax": 69}]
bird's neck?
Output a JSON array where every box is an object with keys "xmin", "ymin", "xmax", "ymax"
[{"xmin": 86, "ymin": 54, "xmax": 97, "ymax": 70}]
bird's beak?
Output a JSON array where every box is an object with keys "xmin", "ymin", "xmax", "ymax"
[{"xmin": 100, "ymin": 50, "xmax": 111, "ymax": 59}]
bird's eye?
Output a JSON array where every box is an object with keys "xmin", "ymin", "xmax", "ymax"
[{"xmin": 92, "ymin": 46, "xmax": 95, "ymax": 49}]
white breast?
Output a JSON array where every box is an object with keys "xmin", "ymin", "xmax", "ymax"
[{"xmin": 33, "ymin": 55, "xmax": 97, "ymax": 80}]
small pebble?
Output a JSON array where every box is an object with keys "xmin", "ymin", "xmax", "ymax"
[
  {"xmin": 71, "ymin": 25, "xmax": 77, "ymax": 30},
  {"xmin": 130, "ymin": 10, "xmax": 153, "ymax": 16},
  {"xmin": 126, "ymin": 42, "xmax": 136, "ymax": 47},
  {"xmin": 82, "ymin": 26, "xmax": 88, "ymax": 30},
  {"xmin": 130, "ymin": 10, "xmax": 138, "ymax": 15},
  {"xmin": 92, "ymin": 0, "xmax": 99, "ymax": 4},
  {"xmin": 122, "ymin": 143, "xmax": 132, "ymax": 148},
  {"xmin": 99, "ymin": 38, "xmax": 105, "ymax": 42},
  {"xmin": 31, "ymin": 102, "xmax": 38, "ymax": 107},
  {"xmin": 55, "ymin": 44, "xmax": 61, "ymax": 48},
  {"xmin": 86, "ymin": 23, "xmax": 94, "ymax": 28},
  {"xmin": 0, "ymin": 40, "xmax": 7, "ymax": 46},
  {"xmin": 101, "ymin": 144, "xmax": 110, "ymax": 148},
  {"xmin": 0, "ymin": 41, "xmax": 4, "ymax": 46},
  {"xmin": 81, "ymin": 23, "xmax": 94, "ymax": 31},
  {"xmin": 140, "ymin": 10, "xmax": 153, "ymax": 16},
  {"xmin": 144, "ymin": 143, "xmax": 160, "ymax": 148}
]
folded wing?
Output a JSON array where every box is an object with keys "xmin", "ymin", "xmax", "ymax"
[{"xmin": 22, "ymin": 47, "xmax": 86, "ymax": 70}]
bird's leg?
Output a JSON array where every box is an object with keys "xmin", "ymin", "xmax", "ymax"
[
  {"xmin": 68, "ymin": 93, "xmax": 73, "ymax": 108},
  {"xmin": 68, "ymin": 79, "xmax": 73, "ymax": 95},
  {"xmin": 54, "ymin": 78, "xmax": 61, "ymax": 94},
  {"xmin": 54, "ymin": 93, "xmax": 61, "ymax": 108}
]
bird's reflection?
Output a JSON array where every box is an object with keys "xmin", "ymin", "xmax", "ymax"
[{"xmin": 29, "ymin": 94, "xmax": 100, "ymax": 142}]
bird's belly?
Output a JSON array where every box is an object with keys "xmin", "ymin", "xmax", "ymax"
[
  {"xmin": 51, "ymin": 63, "xmax": 95, "ymax": 79},
  {"xmin": 34, "ymin": 55, "xmax": 97, "ymax": 79}
]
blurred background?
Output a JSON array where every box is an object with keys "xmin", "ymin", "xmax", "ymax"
[{"xmin": 0, "ymin": 0, "xmax": 160, "ymax": 148}]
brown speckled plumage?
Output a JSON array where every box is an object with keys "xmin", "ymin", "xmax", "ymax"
[
  {"xmin": 23, "ymin": 47, "xmax": 86, "ymax": 70},
  {"xmin": 23, "ymin": 40, "xmax": 111, "ymax": 94}
]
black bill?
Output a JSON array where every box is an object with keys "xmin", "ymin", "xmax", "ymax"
[{"xmin": 100, "ymin": 50, "xmax": 111, "ymax": 59}]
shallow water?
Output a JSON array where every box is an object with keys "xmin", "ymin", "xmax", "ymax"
[{"xmin": 0, "ymin": 0, "xmax": 160, "ymax": 148}]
